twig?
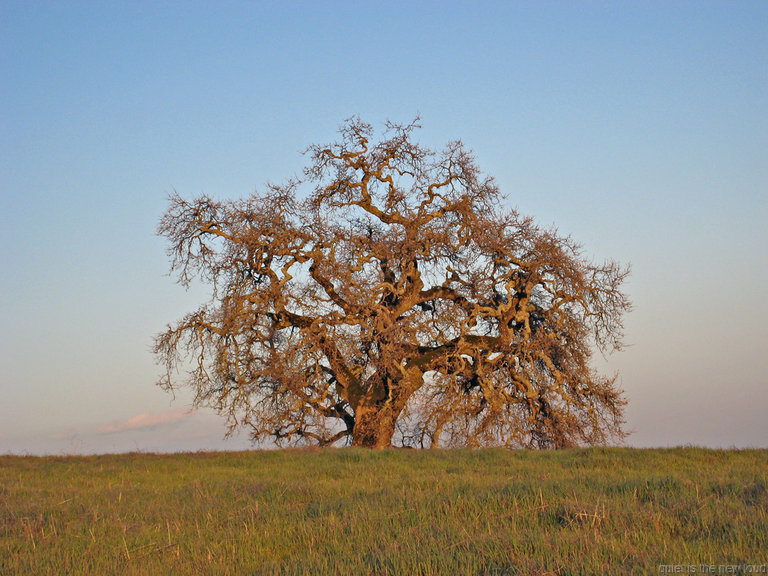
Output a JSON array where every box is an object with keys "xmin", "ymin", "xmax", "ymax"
[{"xmin": 122, "ymin": 535, "xmax": 131, "ymax": 560}]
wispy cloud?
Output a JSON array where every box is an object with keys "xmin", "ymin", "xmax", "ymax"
[{"xmin": 95, "ymin": 408, "xmax": 190, "ymax": 435}]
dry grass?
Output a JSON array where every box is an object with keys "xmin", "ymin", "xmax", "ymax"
[{"xmin": 1, "ymin": 447, "xmax": 766, "ymax": 575}]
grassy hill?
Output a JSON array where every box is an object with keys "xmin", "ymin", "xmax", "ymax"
[{"xmin": 1, "ymin": 447, "xmax": 766, "ymax": 575}]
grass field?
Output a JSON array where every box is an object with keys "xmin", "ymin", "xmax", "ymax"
[{"xmin": 1, "ymin": 447, "xmax": 766, "ymax": 575}]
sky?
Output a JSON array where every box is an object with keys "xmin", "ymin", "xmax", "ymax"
[{"xmin": 1, "ymin": 1, "xmax": 766, "ymax": 454}]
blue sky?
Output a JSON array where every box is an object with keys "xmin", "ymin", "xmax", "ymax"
[{"xmin": 2, "ymin": 1, "xmax": 766, "ymax": 454}]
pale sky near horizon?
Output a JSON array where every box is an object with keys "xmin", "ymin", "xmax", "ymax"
[{"xmin": 2, "ymin": 1, "xmax": 766, "ymax": 454}]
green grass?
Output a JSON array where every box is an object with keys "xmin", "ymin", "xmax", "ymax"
[{"xmin": 1, "ymin": 447, "xmax": 766, "ymax": 575}]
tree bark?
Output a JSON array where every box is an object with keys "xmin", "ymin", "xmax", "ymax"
[{"xmin": 351, "ymin": 403, "xmax": 398, "ymax": 449}]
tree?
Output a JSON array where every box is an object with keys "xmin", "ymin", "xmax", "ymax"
[{"xmin": 155, "ymin": 118, "xmax": 630, "ymax": 449}]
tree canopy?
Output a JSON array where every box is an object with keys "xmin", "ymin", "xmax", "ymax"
[{"xmin": 155, "ymin": 118, "xmax": 630, "ymax": 449}]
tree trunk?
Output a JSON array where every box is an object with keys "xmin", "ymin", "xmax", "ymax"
[{"xmin": 351, "ymin": 404, "xmax": 398, "ymax": 449}]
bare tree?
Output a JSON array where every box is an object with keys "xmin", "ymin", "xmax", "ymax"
[{"xmin": 155, "ymin": 118, "xmax": 630, "ymax": 449}]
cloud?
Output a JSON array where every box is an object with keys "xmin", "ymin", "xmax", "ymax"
[{"xmin": 95, "ymin": 408, "xmax": 190, "ymax": 435}]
